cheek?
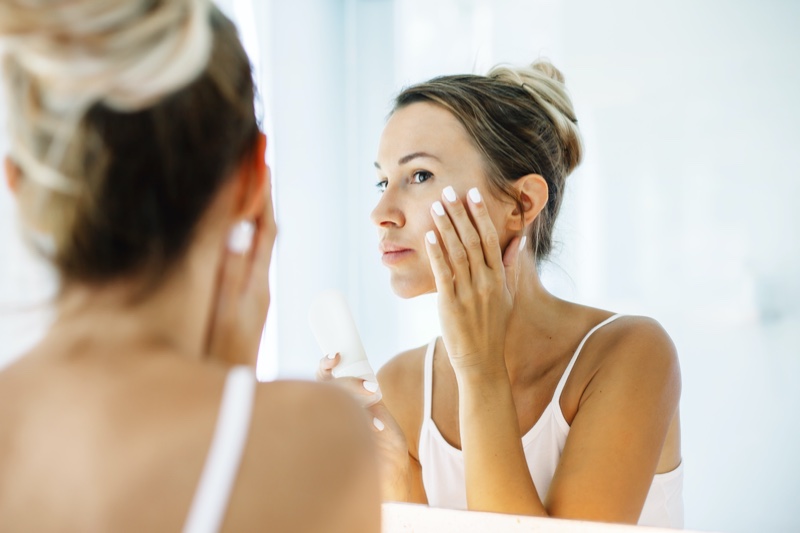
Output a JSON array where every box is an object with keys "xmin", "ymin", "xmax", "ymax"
[
  {"xmin": 388, "ymin": 206, "xmax": 438, "ymax": 299},
  {"xmin": 406, "ymin": 200, "xmax": 437, "ymax": 243},
  {"xmin": 484, "ymin": 197, "xmax": 514, "ymax": 243},
  {"xmin": 410, "ymin": 203, "xmax": 437, "ymax": 276}
]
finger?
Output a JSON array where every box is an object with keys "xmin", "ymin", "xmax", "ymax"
[
  {"xmin": 502, "ymin": 235, "xmax": 526, "ymax": 298},
  {"xmin": 362, "ymin": 379, "xmax": 383, "ymax": 407},
  {"xmin": 424, "ymin": 229, "xmax": 455, "ymax": 299},
  {"xmin": 368, "ymin": 402, "xmax": 405, "ymax": 438},
  {"xmin": 223, "ymin": 221, "xmax": 254, "ymax": 290},
  {"xmin": 245, "ymin": 165, "xmax": 276, "ymax": 298},
  {"xmin": 260, "ymin": 164, "xmax": 276, "ymax": 253},
  {"xmin": 440, "ymin": 186, "xmax": 487, "ymax": 272},
  {"xmin": 466, "ymin": 187, "xmax": 503, "ymax": 271},
  {"xmin": 316, "ymin": 353, "xmax": 340, "ymax": 381},
  {"xmin": 205, "ymin": 164, "xmax": 272, "ymax": 361},
  {"xmin": 331, "ymin": 377, "xmax": 382, "ymax": 408},
  {"xmin": 207, "ymin": 223, "xmax": 253, "ymax": 354},
  {"xmin": 431, "ymin": 199, "xmax": 471, "ymax": 285},
  {"xmin": 368, "ymin": 401, "xmax": 395, "ymax": 422}
]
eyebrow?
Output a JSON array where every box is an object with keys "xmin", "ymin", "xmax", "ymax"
[{"xmin": 374, "ymin": 152, "xmax": 441, "ymax": 170}]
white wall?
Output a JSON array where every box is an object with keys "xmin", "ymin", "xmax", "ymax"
[
  {"xmin": 265, "ymin": 0, "xmax": 442, "ymax": 379},
  {"xmin": 552, "ymin": 3, "xmax": 800, "ymax": 532},
  {"xmin": 1, "ymin": 1, "xmax": 798, "ymax": 532}
]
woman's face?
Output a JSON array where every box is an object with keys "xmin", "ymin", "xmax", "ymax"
[{"xmin": 371, "ymin": 102, "xmax": 511, "ymax": 298}]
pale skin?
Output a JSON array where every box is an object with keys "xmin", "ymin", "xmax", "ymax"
[
  {"xmin": 0, "ymin": 136, "xmax": 381, "ymax": 532},
  {"xmin": 319, "ymin": 101, "xmax": 681, "ymax": 523}
]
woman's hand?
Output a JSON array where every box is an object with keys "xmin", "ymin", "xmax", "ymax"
[
  {"xmin": 316, "ymin": 353, "xmax": 383, "ymax": 408},
  {"xmin": 424, "ymin": 186, "xmax": 524, "ymax": 375},
  {"xmin": 205, "ymin": 165, "xmax": 276, "ymax": 366},
  {"xmin": 425, "ymin": 186, "xmax": 545, "ymax": 515},
  {"xmin": 317, "ymin": 354, "xmax": 412, "ymax": 501}
]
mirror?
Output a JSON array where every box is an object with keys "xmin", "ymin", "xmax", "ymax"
[{"xmin": 1, "ymin": 1, "xmax": 796, "ymax": 531}]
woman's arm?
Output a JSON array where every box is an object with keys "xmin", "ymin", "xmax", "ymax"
[
  {"xmin": 376, "ymin": 351, "xmax": 429, "ymax": 504},
  {"xmin": 425, "ymin": 186, "xmax": 541, "ymax": 514},
  {"xmin": 317, "ymin": 348, "xmax": 428, "ymax": 504},
  {"xmin": 425, "ymin": 186, "xmax": 680, "ymax": 520},
  {"xmin": 546, "ymin": 319, "xmax": 681, "ymax": 523},
  {"xmin": 454, "ymin": 319, "xmax": 680, "ymax": 521},
  {"xmin": 456, "ymin": 365, "xmax": 546, "ymax": 514}
]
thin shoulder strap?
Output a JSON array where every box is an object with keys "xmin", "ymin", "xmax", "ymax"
[
  {"xmin": 422, "ymin": 338, "xmax": 437, "ymax": 421},
  {"xmin": 183, "ymin": 366, "xmax": 257, "ymax": 533},
  {"xmin": 553, "ymin": 314, "xmax": 624, "ymax": 400}
]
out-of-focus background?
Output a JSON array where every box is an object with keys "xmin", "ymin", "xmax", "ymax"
[{"xmin": 1, "ymin": 1, "xmax": 798, "ymax": 531}]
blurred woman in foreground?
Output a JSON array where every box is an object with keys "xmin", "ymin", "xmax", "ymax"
[{"xmin": 0, "ymin": 2, "xmax": 379, "ymax": 531}]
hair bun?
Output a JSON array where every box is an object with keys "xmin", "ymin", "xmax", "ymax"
[
  {"xmin": 488, "ymin": 59, "xmax": 582, "ymax": 175},
  {"xmin": 0, "ymin": 0, "xmax": 213, "ymax": 113},
  {"xmin": 0, "ymin": 0, "xmax": 214, "ymax": 194},
  {"xmin": 530, "ymin": 60, "xmax": 565, "ymax": 84}
]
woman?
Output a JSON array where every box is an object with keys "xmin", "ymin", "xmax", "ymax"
[
  {"xmin": 320, "ymin": 60, "xmax": 682, "ymax": 527},
  {"xmin": 0, "ymin": 2, "xmax": 379, "ymax": 532}
]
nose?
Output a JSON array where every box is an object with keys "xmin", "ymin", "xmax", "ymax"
[{"xmin": 370, "ymin": 186, "xmax": 405, "ymax": 229}]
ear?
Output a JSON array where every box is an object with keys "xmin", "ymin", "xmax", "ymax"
[
  {"xmin": 4, "ymin": 156, "xmax": 21, "ymax": 196},
  {"xmin": 231, "ymin": 133, "xmax": 268, "ymax": 221},
  {"xmin": 506, "ymin": 173, "xmax": 548, "ymax": 231}
]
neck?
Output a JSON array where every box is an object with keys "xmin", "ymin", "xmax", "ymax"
[
  {"xmin": 503, "ymin": 252, "xmax": 570, "ymax": 382},
  {"xmin": 50, "ymin": 248, "xmax": 218, "ymax": 362}
]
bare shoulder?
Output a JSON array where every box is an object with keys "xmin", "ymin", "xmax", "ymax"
[
  {"xmin": 547, "ymin": 315, "xmax": 683, "ymax": 520},
  {"xmin": 376, "ymin": 343, "xmax": 429, "ymax": 455},
  {"xmin": 249, "ymin": 379, "xmax": 375, "ymax": 468},
  {"xmin": 377, "ymin": 343, "xmax": 428, "ymax": 394},
  {"xmin": 571, "ymin": 314, "xmax": 681, "ymax": 408},
  {"xmin": 591, "ymin": 315, "xmax": 679, "ymax": 376},
  {"xmin": 225, "ymin": 379, "xmax": 380, "ymax": 532}
]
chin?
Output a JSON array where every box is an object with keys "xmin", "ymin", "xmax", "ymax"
[{"xmin": 389, "ymin": 272, "xmax": 435, "ymax": 299}]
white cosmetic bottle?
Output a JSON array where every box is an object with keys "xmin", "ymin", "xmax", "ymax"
[{"xmin": 309, "ymin": 290, "xmax": 380, "ymax": 401}]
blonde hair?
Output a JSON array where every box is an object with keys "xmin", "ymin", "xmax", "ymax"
[
  {"xmin": 393, "ymin": 60, "xmax": 582, "ymax": 261},
  {"xmin": 0, "ymin": 1, "xmax": 259, "ymax": 283},
  {"xmin": 1, "ymin": 0, "xmax": 213, "ymax": 193}
]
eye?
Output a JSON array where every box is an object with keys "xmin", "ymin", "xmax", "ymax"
[
  {"xmin": 412, "ymin": 170, "xmax": 433, "ymax": 184},
  {"xmin": 375, "ymin": 179, "xmax": 388, "ymax": 193}
]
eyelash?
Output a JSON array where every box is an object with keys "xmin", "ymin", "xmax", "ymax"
[
  {"xmin": 412, "ymin": 170, "xmax": 433, "ymax": 184},
  {"xmin": 375, "ymin": 170, "xmax": 433, "ymax": 193}
]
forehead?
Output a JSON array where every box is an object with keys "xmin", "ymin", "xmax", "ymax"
[{"xmin": 377, "ymin": 101, "xmax": 482, "ymax": 169}]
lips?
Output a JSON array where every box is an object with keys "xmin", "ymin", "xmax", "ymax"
[
  {"xmin": 380, "ymin": 242, "xmax": 414, "ymax": 265},
  {"xmin": 380, "ymin": 242, "xmax": 412, "ymax": 253}
]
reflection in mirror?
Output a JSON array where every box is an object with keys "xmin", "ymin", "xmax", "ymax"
[
  {"xmin": 363, "ymin": 54, "xmax": 682, "ymax": 526},
  {"xmin": 267, "ymin": 1, "xmax": 798, "ymax": 532}
]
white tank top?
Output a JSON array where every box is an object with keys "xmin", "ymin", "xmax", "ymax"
[
  {"xmin": 183, "ymin": 366, "xmax": 257, "ymax": 533},
  {"xmin": 417, "ymin": 314, "xmax": 684, "ymax": 528}
]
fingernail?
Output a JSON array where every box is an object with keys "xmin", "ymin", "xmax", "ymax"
[
  {"xmin": 519, "ymin": 235, "xmax": 528, "ymax": 251},
  {"xmin": 443, "ymin": 186, "xmax": 457, "ymax": 203},
  {"xmin": 227, "ymin": 220, "xmax": 255, "ymax": 254},
  {"xmin": 373, "ymin": 417, "xmax": 385, "ymax": 431},
  {"xmin": 468, "ymin": 187, "xmax": 482, "ymax": 204},
  {"xmin": 363, "ymin": 381, "xmax": 380, "ymax": 393},
  {"xmin": 326, "ymin": 352, "xmax": 337, "ymax": 360},
  {"xmin": 426, "ymin": 231, "xmax": 437, "ymax": 244},
  {"xmin": 432, "ymin": 201, "xmax": 445, "ymax": 216}
]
